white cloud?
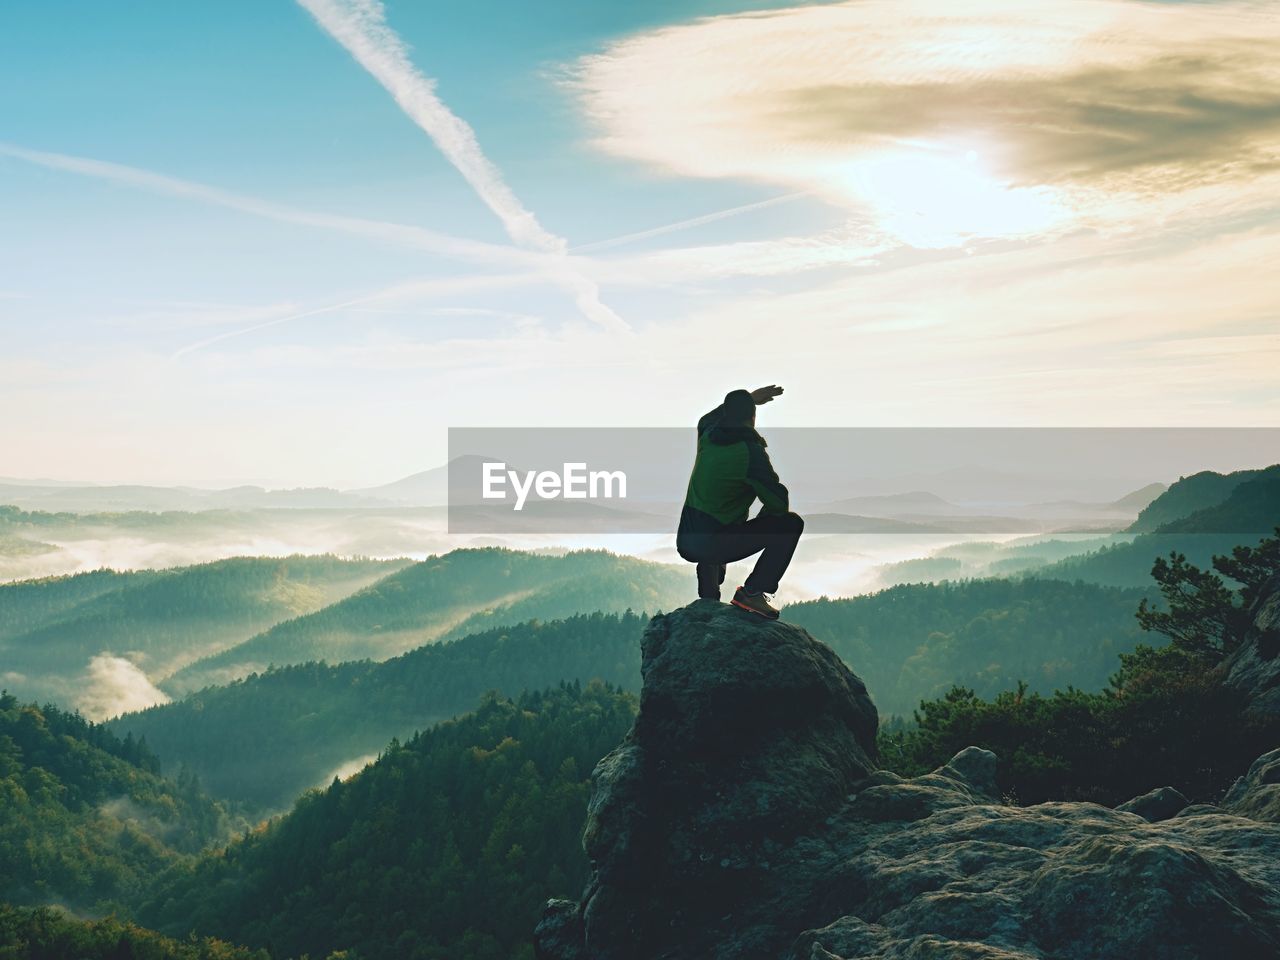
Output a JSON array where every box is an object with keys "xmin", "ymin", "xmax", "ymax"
[
  {"xmin": 323, "ymin": 752, "xmax": 379, "ymax": 783},
  {"xmin": 570, "ymin": 0, "xmax": 1280, "ymax": 247},
  {"xmin": 168, "ymin": 271, "xmax": 541, "ymax": 358},
  {"xmin": 106, "ymin": 301, "xmax": 305, "ymax": 332},
  {"xmin": 0, "ymin": 141, "xmax": 526, "ymax": 267},
  {"xmin": 1, "ymin": 140, "xmax": 622, "ymax": 346},
  {"xmin": 77, "ymin": 655, "xmax": 170, "ymax": 721}
]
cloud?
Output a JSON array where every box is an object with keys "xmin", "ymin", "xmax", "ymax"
[
  {"xmin": 569, "ymin": 0, "xmax": 1280, "ymax": 247},
  {"xmin": 0, "ymin": 141, "xmax": 526, "ymax": 268},
  {"xmin": 323, "ymin": 753, "xmax": 379, "ymax": 784},
  {"xmin": 77, "ymin": 654, "xmax": 170, "ymax": 721},
  {"xmin": 295, "ymin": 0, "xmax": 629, "ymax": 333},
  {"xmin": 168, "ymin": 272, "xmax": 540, "ymax": 358},
  {"xmin": 107, "ymin": 301, "xmax": 305, "ymax": 332},
  {"xmin": 570, "ymin": 190, "xmax": 812, "ymax": 254},
  {"xmin": 98, "ymin": 797, "xmax": 181, "ymax": 843},
  {"xmin": 591, "ymin": 219, "xmax": 891, "ymax": 282},
  {"xmin": 1, "ymin": 141, "xmax": 619, "ymax": 345}
]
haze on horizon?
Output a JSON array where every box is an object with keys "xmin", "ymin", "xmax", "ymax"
[{"xmin": 2, "ymin": 0, "xmax": 1278, "ymax": 489}]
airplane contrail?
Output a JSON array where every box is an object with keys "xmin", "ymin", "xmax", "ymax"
[
  {"xmin": 0, "ymin": 142, "xmax": 534, "ymax": 268},
  {"xmin": 169, "ymin": 272, "xmax": 541, "ymax": 359},
  {"xmin": 570, "ymin": 191, "xmax": 813, "ymax": 253},
  {"xmin": 295, "ymin": 0, "xmax": 629, "ymax": 334}
]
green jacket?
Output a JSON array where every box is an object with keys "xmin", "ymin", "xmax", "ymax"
[{"xmin": 677, "ymin": 402, "xmax": 789, "ymax": 546}]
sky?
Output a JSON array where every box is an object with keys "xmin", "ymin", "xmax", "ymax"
[{"xmin": 1, "ymin": 0, "xmax": 1278, "ymax": 488}]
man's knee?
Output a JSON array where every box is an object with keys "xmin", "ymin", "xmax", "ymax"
[{"xmin": 784, "ymin": 511, "xmax": 804, "ymax": 533}]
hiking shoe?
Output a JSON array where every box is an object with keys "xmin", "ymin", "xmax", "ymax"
[{"xmin": 731, "ymin": 586, "xmax": 780, "ymax": 620}]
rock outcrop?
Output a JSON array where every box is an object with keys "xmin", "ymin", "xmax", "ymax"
[
  {"xmin": 1225, "ymin": 573, "xmax": 1280, "ymax": 716},
  {"xmin": 540, "ymin": 600, "xmax": 879, "ymax": 960},
  {"xmin": 536, "ymin": 602, "xmax": 1280, "ymax": 960}
]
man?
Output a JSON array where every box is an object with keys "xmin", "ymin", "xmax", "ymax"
[{"xmin": 676, "ymin": 385, "xmax": 804, "ymax": 619}]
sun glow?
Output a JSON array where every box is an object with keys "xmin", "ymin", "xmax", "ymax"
[{"xmin": 828, "ymin": 147, "xmax": 1064, "ymax": 248}]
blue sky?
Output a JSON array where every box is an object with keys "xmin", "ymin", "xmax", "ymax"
[{"xmin": 2, "ymin": 0, "xmax": 1277, "ymax": 486}]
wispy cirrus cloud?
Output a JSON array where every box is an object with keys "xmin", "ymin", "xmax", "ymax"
[
  {"xmin": 0, "ymin": 140, "xmax": 631, "ymax": 343},
  {"xmin": 295, "ymin": 0, "xmax": 629, "ymax": 333},
  {"xmin": 0, "ymin": 141, "xmax": 526, "ymax": 267},
  {"xmin": 169, "ymin": 271, "xmax": 541, "ymax": 358}
]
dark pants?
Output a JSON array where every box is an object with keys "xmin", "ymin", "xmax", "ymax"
[{"xmin": 678, "ymin": 511, "xmax": 804, "ymax": 598}]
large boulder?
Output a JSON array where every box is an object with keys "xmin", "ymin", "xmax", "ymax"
[
  {"xmin": 539, "ymin": 601, "xmax": 879, "ymax": 960},
  {"xmin": 1223, "ymin": 748, "xmax": 1280, "ymax": 823},
  {"xmin": 1115, "ymin": 785, "xmax": 1189, "ymax": 822},
  {"xmin": 537, "ymin": 602, "xmax": 1280, "ymax": 960}
]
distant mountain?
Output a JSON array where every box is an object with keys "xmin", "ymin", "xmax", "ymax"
[
  {"xmin": 810, "ymin": 482, "xmax": 1162, "ymax": 533},
  {"xmin": 0, "ymin": 475, "xmax": 105, "ymax": 487},
  {"xmin": 0, "ymin": 555, "xmax": 408, "ymax": 710},
  {"xmin": 119, "ymin": 578, "xmax": 1153, "ymax": 813},
  {"xmin": 0, "ymin": 461, "xmax": 489, "ymax": 512},
  {"xmin": 0, "ymin": 568, "xmax": 155, "ymax": 642},
  {"xmin": 1039, "ymin": 531, "xmax": 1276, "ymax": 588},
  {"xmin": 115, "ymin": 611, "xmax": 647, "ymax": 811},
  {"xmin": 802, "ymin": 513, "xmax": 945, "ymax": 533},
  {"xmin": 133, "ymin": 683, "xmax": 636, "ymax": 960},
  {"xmin": 819, "ymin": 491, "xmax": 958, "ymax": 515},
  {"xmin": 1109, "ymin": 481, "xmax": 1168, "ymax": 513},
  {"xmin": 1129, "ymin": 466, "xmax": 1277, "ymax": 533},
  {"xmin": 786, "ymin": 578, "xmax": 1152, "ymax": 716},
  {"xmin": 349, "ymin": 455, "xmax": 495, "ymax": 506},
  {"xmin": 870, "ymin": 535, "xmax": 1119, "ymax": 587},
  {"xmin": 1151, "ymin": 471, "xmax": 1280, "ymax": 534},
  {"xmin": 0, "ymin": 480, "xmax": 387, "ymax": 512},
  {"xmin": 162, "ymin": 548, "xmax": 690, "ymax": 693},
  {"xmin": 0, "ymin": 503, "xmax": 454, "ymax": 583},
  {"xmin": 1026, "ymin": 474, "xmax": 1280, "ymax": 587},
  {"xmin": 0, "ymin": 692, "xmax": 232, "ymax": 911}
]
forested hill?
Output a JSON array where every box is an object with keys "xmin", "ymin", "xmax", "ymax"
[
  {"xmin": 0, "ymin": 555, "xmax": 408, "ymax": 707},
  {"xmin": 0, "ymin": 904, "xmax": 267, "ymax": 960},
  {"xmin": 1152, "ymin": 473, "xmax": 1280, "ymax": 533},
  {"xmin": 115, "ymin": 612, "xmax": 647, "ymax": 811},
  {"xmin": 785, "ymin": 577, "xmax": 1151, "ymax": 715},
  {"xmin": 134, "ymin": 683, "xmax": 637, "ymax": 960},
  {"xmin": 0, "ymin": 693, "xmax": 232, "ymax": 912},
  {"xmin": 1129, "ymin": 464, "xmax": 1279, "ymax": 532},
  {"xmin": 1020, "ymin": 467, "xmax": 1280, "ymax": 587},
  {"xmin": 0, "ymin": 568, "xmax": 161, "ymax": 641},
  {"xmin": 1039, "ymin": 528, "xmax": 1280, "ymax": 589},
  {"xmin": 117, "ymin": 579, "xmax": 1149, "ymax": 811},
  {"xmin": 164, "ymin": 548, "xmax": 689, "ymax": 693}
]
